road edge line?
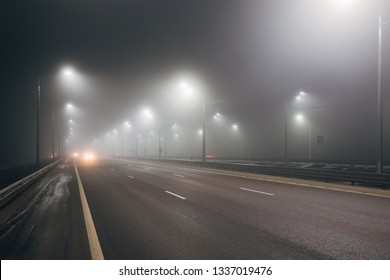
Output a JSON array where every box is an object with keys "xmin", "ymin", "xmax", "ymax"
[{"xmin": 74, "ymin": 161, "xmax": 105, "ymax": 260}]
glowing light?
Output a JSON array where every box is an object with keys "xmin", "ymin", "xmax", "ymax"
[
  {"xmin": 296, "ymin": 113, "xmax": 304, "ymax": 122},
  {"xmin": 62, "ymin": 66, "xmax": 74, "ymax": 77},
  {"xmin": 124, "ymin": 121, "xmax": 131, "ymax": 128},
  {"xmin": 213, "ymin": 112, "xmax": 221, "ymax": 119},
  {"xmin": 206, "ymin": 155, "xmax": 217, "ymax": 159},
  {"xmin": 142, "ymin": 108, "xmax": 153, "ymax": 119},
  {"xmin": 180, "ymin": 81, "xmax": 194, "ymax": 96},
  {"xmin": 83, "ymin": 152, "xmax": 95, "ymax": 161}
]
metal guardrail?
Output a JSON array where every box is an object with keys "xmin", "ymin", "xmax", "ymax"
[
  {"xmin": 0, "ymin": 159, "xmax": 62, "ymax": 208},
  {"xmin": 152, "ymin": 159, "xmax": 390, "ymax": 188}
]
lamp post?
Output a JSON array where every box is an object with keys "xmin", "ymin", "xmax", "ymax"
[
  {"xmin": 232, "ymin": 123, "xmax": 244, "ymax": 158},
  {"xmin": 52, "ymin": 113, "xmax": 55, "ymax": 159},
  {"xmin": 295, "ymin": 113, "xmax": 312, "ymax": 161},
  {"xmin": 202, "ymin": 95, "xmax": 206, "ymax": 162},
  {"xmin": 158, "ymin": 122, "xmax": 178, "ymax": 159},
  {"xmin": 159, "ymin": 123, "xmax": 162, "ymax": 159},
  {"xmin": 36, "ymin": 78, "xmax": 41, "ymax": 167},
  {"xmin": 36, "ymin": 66, "xmax": 76, "ymax": 167},
  {"xmin": 376, "ymin": 6, "xmax": 383, "ymax": 173},
  {"xmin": 136, "ymin": 108, "xmax": 153, "ymax": 159},
  {"xmin": 335, "ymin": 0, "xmax": 385, "ymax": 172},
  {"xmin": 284, "ymin": 102, "xmax": 288, "ymax": 164},
  {"xmin": 180, "ymin": 81, "xmax": 206, "ymax": 162},
  {"xmin": 122, "ymin": 121, "xmax": 131, "ymax": 157},
  {"xmin": 284, "ymin": 91, "xmax": 306, "ymax": 163}
]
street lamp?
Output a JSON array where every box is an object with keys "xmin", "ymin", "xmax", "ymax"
[
  {"xmin": 285, "ymin": 91, "xmax": 306, "ymax": 163},
  {"xmin": 136, "ymin": 107, "xmax": 154, "ymax": 158},
  {"xmin": 36, "ymin": 66, "xmax": 76, "ymax": 167},
  {"xmin": 158, "ymin": 122, "xmax": 179, "ymax": 159},
  {"xmin": 334, "ymin": 0, "xmax": 385, "ymax": 173},
  {"xmin": 66, "ymin": 103, "xmax": 74, "ymax": 110},
  {"xmin": 36, "ymin": 78, "xmax": 41, "ymax": 167},
  {"xmin": 376, "ymin": 4, "xmax": 384, "ymax": 173},
  {"xmin": 180, "ymin": 81, "xmax": 207, "ymax": 162},
  {"xmin": 62, "ymin": 66, "xmax": 74, "ymax": 77},
  {"xmin": 295, "ymin": 113, "xmax": 312, "ymax": 161},
  {"xmin": 122, "ymin": 121, "xmax": 131, "ymax": 157},
  {"xmin": 231, "ymin": 123, "xmax": 244, "ymax": 158}
]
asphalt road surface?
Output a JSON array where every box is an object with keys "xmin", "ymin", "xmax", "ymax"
[{"xmin": 1, "ymin": 157, "xmax": 389, "ymax": 259}]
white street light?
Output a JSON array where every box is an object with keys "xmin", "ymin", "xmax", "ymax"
[
  {"xmin": 285, "ymin": 91, "xmax": 309, "ymax": 163},
  {"xmin": 332, "ymin": 1, "xmax": 385, "ymax": 172},
  {"xmin": 124, "ymin": 121, "xmax": 131, "ymax": 128},
  {"xmin": 62, "ymin": 66, "xmax": 74, "ymax": 77},
  {"xmin": 179, "ymin": 80, "xmax": 207, "ymax": 161},
  {"xmin": 231, "ymin": 123, "xmax": 243, "ymax": 158},
  {"xmin": 36, "ymin": 65, "xmax": 77, "ymax": 167},
  {"xmin": 295, "ymin": 113, "xmax": 304, "ymax": 122},
  {"xmin": 180, "ymin": 81, "xmax": 194, "ymax": 96},
  {"xmin": 294, "ymin": 112, "xmax": 312, "ymax": 161}
]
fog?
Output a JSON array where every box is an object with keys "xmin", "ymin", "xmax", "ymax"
[{"xmin": 0, "ymin": 0, "xmax": 389, "ymax": 168}]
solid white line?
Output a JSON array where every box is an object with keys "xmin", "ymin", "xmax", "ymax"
[
  {"xmin": 165, "ymin": 191, "xmax": 187, "ymax": 200},
  {"xmin": 74, "ymin": 161, "xmax": 104, "ymax": 260},
  {"xmin": 173, "ymin": 173, "xmax": 185, "ymax": 178},
  {"xmin": 127, "ymin": 175, "xmax": 135, "ymax": 179},
  {"xmin": 240, "ymin": 187, "xmax": 274, "ymax": 196}
]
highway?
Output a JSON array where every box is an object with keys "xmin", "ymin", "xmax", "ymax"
[{"xmin": 1, "ymin": 157, "xmax": 389, "ymax": 259}]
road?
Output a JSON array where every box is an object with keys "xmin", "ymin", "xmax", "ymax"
[{"xmin": 1, "ymin": 157, "xmax": 389, "ymax": 259}]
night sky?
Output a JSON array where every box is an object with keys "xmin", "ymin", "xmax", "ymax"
[{"xmin": 1, "ymin": 0, "xmax": 389, "ymax": 168}]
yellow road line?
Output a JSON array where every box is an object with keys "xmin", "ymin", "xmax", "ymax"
[{"xmin": 74, "ymin": 161, "xmax": 105, "ymax": 260}]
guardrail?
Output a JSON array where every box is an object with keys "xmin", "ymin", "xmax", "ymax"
[
  {"xmin": 150, "ymin": 159, "xmax": 390, "ymax": 188},
  {"xmin": 0, "ymin": 159, "xmax": 62, "ymax": 208}
]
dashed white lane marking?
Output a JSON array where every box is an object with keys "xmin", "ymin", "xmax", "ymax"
[
  {"xmin": 74, "ymin": 161, "xmax": 105, "ymax": 260},
  {"xmin": 144, "ymin": 167, "xmax": 151, "ymax": 171},
  {"xmin": 165, "ymin": 191, "xmax": 187, "ymax": 200},
  {"xmin": 127, "ymin": 175, "xmax": 135, "ymax": 179},
  {"xmin": 110, "ymin": 158, "xmax": 390, "ymax": 199},
  {"xmin": 240, "ymin": 187, "xmax": 274, "ymax": 196},
  {"xmin": 173, "ymin": 173, "xmax": 185, "ymax": 178},
  {"xmin": 110, "ymin": 168, "xmax": 115, "ymax": 171}
]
